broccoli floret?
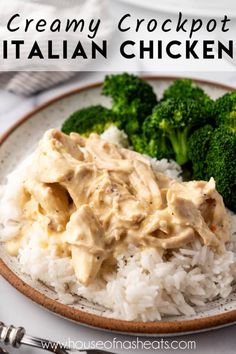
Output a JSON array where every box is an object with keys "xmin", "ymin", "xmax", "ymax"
[
  {"xmin": 61, "ymin": 105, "xmax": 121, "ymax": 136},
  {"xmin": 206, "ymin": 126, "xmax": 236, "ymax": 211},
  {"xmin": 162, "ymin": 79, "xmax": 210, "ymax": 102},
  {"xmin": 131, "ymin": 132, "xmax": 174, "ymax": 160},
  {"xmin": 129, "ymin": 135, "xmax": 147, "ymax": 154},
  {"xmin": 214, "ymin": 91, "xmax": 236, "ymax": 128},
  {"xmin": 102, "ymin": 73, "xmax": 157, "ymax": 135},
  {"xmin": 188, "ymin": 125, "xmax": 214, "ymax": 180},
  {"xmin": 143, "ymin": 98, "xmax": 213, "ymax": 165},
  {"xmin": 124, "ymin": 117, "xmax": 140, "ymax": 137}
]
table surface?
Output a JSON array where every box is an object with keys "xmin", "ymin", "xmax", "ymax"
[{"xmin": 1, "ymin": 1, "xmax": 236, "ymax": 353}]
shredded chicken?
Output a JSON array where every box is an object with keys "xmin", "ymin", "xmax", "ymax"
[{"xmin": 6, "ymin": 129, "xmax": 230, "ymax": 285}]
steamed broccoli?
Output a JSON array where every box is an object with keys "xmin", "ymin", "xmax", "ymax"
[
  {"xmin": 61, "ymin": 105, "xmax": 121, "ymax": 136},
  {"xmin": 206, "ymin": 126, "xmax": 236, "ymax": 211},
  {"xmin": 214, "ymin": 91, "xmax": 236, "ymax": 128},
  {"xmin": 162, "ymin": 79, "xmax": 211, "ymax": 102},
  {"xmin": 143, "ymin": 98, "xmax": 214, "ymax": 165},
  {"xmin": 188, "ymin": 122, "xmax": 236, "ymax": 211},
  {"xmin": 102, "ymin": 73, "xmax": 157, "ymax": 135},
  {"xmin": 188, "ymin": 125, "xmax": 214, "ymax": 180},
  {"xmin": 131, "ymin": 132, "xmax": 174, "ymax": 160}
]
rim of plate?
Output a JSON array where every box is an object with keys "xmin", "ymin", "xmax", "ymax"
[{"xmin": 1, "ymin": 76, "xmax": 236, "ymax": 335}]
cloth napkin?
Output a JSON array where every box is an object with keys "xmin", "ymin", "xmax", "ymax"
[{"xmin": 0, "ymin": 0, "xmax": 111, "ymax": 96}]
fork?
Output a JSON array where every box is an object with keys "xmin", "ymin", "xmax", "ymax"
[{"xmin": 0, "ymin": 322, "xmax": 115, "ymax": 354}]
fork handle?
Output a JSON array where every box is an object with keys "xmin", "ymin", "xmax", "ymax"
[
  {"xmin": 0, "ymin": 322, "xmax": 68, "ymax": 353},
  {"xmin": 0, "ymin": 322, "xmax": 25, "ymax": 348}
]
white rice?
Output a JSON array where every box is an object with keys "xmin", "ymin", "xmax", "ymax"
[
  {"xmin": 100, "ymin": 125, "xmax": 129, "ymax": 148},
  {"xmin": 1, "ymin": 127, "xmax": 236, "ymax": 321}
]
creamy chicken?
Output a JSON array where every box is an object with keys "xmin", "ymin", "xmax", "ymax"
[{"xmin": 5, "ymin": 129, "xmax": 230, "ymax": 285}]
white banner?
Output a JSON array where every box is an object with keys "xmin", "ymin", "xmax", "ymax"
[{"xmin": 0, "ymin": 0, "xmax": 235, "ymax": 71}]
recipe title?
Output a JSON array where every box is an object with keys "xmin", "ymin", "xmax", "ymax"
[{"xmin": 1, "ymin": 12, "xmax": 234, "ymax": 61}]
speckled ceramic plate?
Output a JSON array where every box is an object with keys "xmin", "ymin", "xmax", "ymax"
[{"xmin": 1, "ymin": 77, "xmax": 236, "ymax": 336}]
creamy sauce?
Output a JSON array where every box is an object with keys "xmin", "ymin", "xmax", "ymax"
[{"xmin": 5, "ymin": 129, "xmax": 230, "ymax": 285}]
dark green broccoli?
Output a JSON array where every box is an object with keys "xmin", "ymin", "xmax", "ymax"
[
  {"xmin": 206, "ymin": 126, "xmax": 236, "ymax": 211},
  {"xmin": 131, "ymin": 132, "xmax": 174, "ymax": 160},
  {"xmin": 143, "ymin": 98, "xmax": 214, "ymax": 165},
  {"xmin": 102, "ymin": 73, "xmax": 157, "ymax": 135},
  {"xmin": 61, "ymin": 105, "xmax": 121, "ymax": 136},
  {"xmin": 162, "ymin": 79, "xmax": 211, "ymax": 102},
  {"xmin": 188, "ymin": 125, "xmax": 214, "ymax": 180},
  {"xmin": 124, "ymin": 117, "xmax": 140, "ymax": 137},
  {"xmin": 214, "ymin": 91, "xmax": 236, "ymax": 128}
]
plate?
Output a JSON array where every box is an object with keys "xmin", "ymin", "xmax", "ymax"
[
  {"xmin": 1, "ymin": 77, "xmax": 236, "ymax": 336},
  {"xmin": 116, "ymin": 0, "xmax": 236, "ymax": 18}
]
